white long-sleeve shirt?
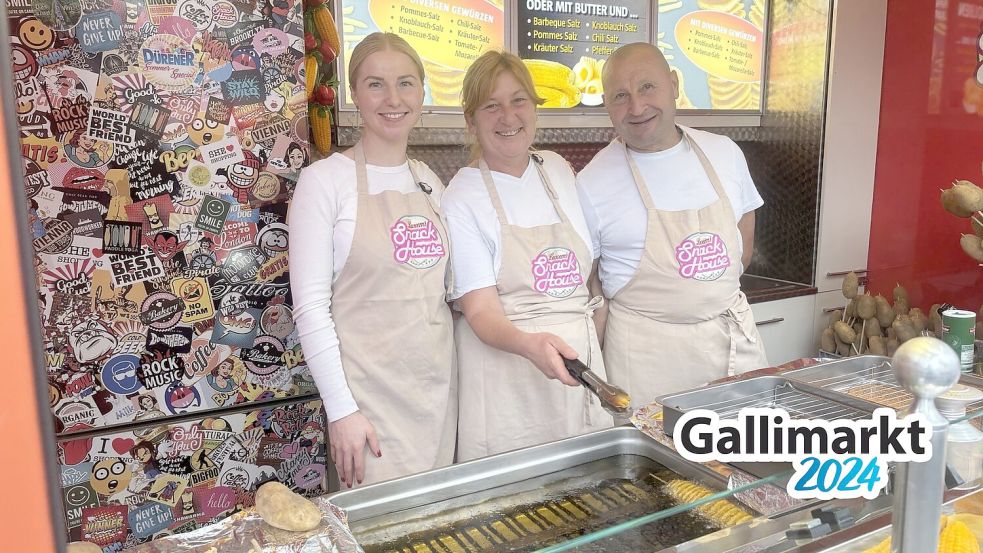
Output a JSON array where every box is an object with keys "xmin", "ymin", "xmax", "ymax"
[{"xmin": 288, "ymin": 153, "xmax": 445, "ymax": 422}]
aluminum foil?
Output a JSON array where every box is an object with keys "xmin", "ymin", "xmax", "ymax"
[{"xmin": 126, "ymin": 497, "xmax": 363, "ymax": 553}]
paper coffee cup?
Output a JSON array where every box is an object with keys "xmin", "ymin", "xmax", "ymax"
[{"xmin": 942, "ymin": 309, "xmax": 977, "ymax": 372}]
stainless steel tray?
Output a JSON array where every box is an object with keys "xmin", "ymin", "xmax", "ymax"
[
  {"xmin": 783, "ymin": 355, "xmax": 983, "ymax": 413},
  {"xmin": 656, "ymin": 376, "xmax": 881, "ymax": 480},
  {"xmin": 329, "ymin": 426, "xmax": 758, "ymax": 552},
  {"xmin": 657, "ymin": 376, "xmax": 879, "ymax": 438}
]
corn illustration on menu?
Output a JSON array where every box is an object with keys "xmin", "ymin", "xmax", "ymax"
[
  {"xmin": 340, "ymin": 0, "xmax": 506, "ymax": 108},
  {"xmin": 517, "ymin": 0, "xmax": 650, "ymax": 108}
]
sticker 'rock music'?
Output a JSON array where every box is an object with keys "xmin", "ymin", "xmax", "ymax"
[
  {"xmin": 532, "ymin": 247, "xmax": 583, "ymax": 298},
  {"xmin": 675, "ymin": 232, "xmax": 731, "ymax": 281},
  {"xmin": 389, "ymin": 215, "xmax": 445, "ymax": 269}
]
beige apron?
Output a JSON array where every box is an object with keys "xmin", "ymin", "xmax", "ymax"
[
  {"xmin": 456, "ymin": 154, "xmax": 612, "ymax": 462},
  {"xmin": 330, "ymin": 143, "xmax": 456, "ymax": 485},
  {"xmin": 604, "ymin": 131, "xmax": 768, "ymax": 410}
]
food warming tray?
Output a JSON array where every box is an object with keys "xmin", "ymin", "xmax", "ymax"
[
  {"xmin": 329, "ymin": 426, "xmax": 763, "ymax": 552},
  {"xmin": 782, "ymin": 355, "xmax": 983, "ymax": 413}
]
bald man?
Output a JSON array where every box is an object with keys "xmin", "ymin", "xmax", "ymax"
[{"xmin": 576, "ymin": 43, "xmax": 768, "ymax": 409}]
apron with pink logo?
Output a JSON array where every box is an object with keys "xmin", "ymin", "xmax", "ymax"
[
  {"xmin": 603, "ymin": 131, "xmax": 768, "ymax": 410},
  {"xmin": 456, "ymin": 154, "xmax": 612, "ymax": 462},
  {"xmin": 330, "ymin": 143, "xmax": 456, "ymax": 486}
]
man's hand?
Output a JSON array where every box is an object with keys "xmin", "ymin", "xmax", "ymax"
[{"xmin": 518, "ymin": 332, "xmax": 582, "ymax": 386}]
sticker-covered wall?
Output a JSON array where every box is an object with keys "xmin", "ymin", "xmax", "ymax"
[
  {"xmin": 7, "ymin": 0, "xmax": 323, "ymax": 545},
  {"xmin": 10, "ymin": 0, "xmax": 314, "ymax": 433},
  {"xmin": 60, "ymin": 399, "xmax": 325, "ymax": 547}
]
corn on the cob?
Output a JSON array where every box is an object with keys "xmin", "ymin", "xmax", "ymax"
[
  {"xmin": 312, "ymin": 5, "xmax": 340, "ymax": 56},
  {"xmin": 664, "ymin": 480, "xmax": 753, "ymax": 527},
  {"xmin": 861, "ymin": 516, "xmax": 981, "ymax": 553},
  {"xmin": 523, "ymin": 59, "xmax": 575, "ymax": 88},
  {"xmin": 311, "ymin": 105, "xmax": 332, "ymax": 154},
  {"xmin": 305, "ymin": 53, "xmax": 319, "ymax": 100},
  {"xmin": 940, "ymin": 519, "xmax": 980, "ymax": 553},
  {"xmin": 534, "ymin": 85, "xmax": 581, "ymax": 108}
]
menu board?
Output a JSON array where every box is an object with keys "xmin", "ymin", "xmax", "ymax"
[
  {"xmin": 340, "ymin": 0, "xmax": 506, "ymax": 108},
  {"xmin": 517, "ymin": 0, "xmax": 651, "ymax": 107},
  {"xmin": 658, "ymin": 0, "xmax": 767, "ymax": 111}
]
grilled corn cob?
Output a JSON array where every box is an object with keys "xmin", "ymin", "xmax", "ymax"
[
  {"xmin": 311, "ymin": 105, "xmax": 332, "ymax": 154},
  {"xmin": 664, "ymin": 480, "xmax": 753, "ymax": 527},
  {"xmin": 312, "ymin": 5, "xmax": 340, "ymax": 56}
]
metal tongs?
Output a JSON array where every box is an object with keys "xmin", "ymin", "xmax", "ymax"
[{"xmin": 563, "ymin": 358, "xmax": 632, "ymax": 416}]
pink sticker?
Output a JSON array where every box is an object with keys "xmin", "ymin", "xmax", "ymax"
[
  {"xmin": 675, "ymin": 232, "xmax": 731, "ymax": 281},
  {"xmin": 194, "ymin": 485, "xmax": 237, "ymax": 519},
  {"xmin": 389, "ymin": 216, "xmax": 445, "ymax": 269},
  {"xmin": 532, "ymin": 247, "xmax": 583, "ymax": 298},
  {"xmin": 252, "ymin": 28, "xmax": 289, "ymax": 57}
]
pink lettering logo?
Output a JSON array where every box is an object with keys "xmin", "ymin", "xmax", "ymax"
[
  {"xmin": 675, "ymin": 232, "xmax": 731, "ymax": 281},
  {"xmin": 389, "ymin": 215, "xmax": 446, "ymax": 269},
  {"xmin": 532, "ymin": 247, "xmax": 584, "ymax": 298}
]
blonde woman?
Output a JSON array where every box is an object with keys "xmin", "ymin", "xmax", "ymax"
[
  {"xmin": 289, "ymin": 33, "xmax": 455, "ymax": 487},
  {"xmin": 443, "ymin": 51, "xmax": 612, "ymax": 461}
]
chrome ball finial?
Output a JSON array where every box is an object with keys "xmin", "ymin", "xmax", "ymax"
[{"xmin": 892, "ymin": 336, "xmax": 962, "ymax": 399}]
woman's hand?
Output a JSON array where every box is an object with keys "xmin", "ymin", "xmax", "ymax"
[
  {"xmin": 328, "ymin": 411, "xmax": 381, "ymax": 488},
  {"xmin": 459, "ymin": 287, "xmax": 582, "ymax": 387},
  {"xmin": 519, "ymin": 332, "xmax": 582, "ymax": 386}
]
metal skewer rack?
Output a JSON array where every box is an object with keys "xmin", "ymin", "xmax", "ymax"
[
  {"xmin": 691, "ymin": 380, "xmax": 872, "ymax": 421},
  {"xmin": 782, "ymin": 356, "xmax": 983, "ymax": 416}
]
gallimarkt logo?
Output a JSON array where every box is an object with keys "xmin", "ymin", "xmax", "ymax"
[{"xmin": 672, "ymin": 407, "xmax": 932, "ymax": 500}]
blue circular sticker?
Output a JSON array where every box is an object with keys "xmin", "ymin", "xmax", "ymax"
[{"xmin": 101, "ymin": 354, "xmax": 141, "ymax": 395}]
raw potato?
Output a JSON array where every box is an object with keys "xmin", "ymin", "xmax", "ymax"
[
  {"xmin": 821, "ymin": 327, "xmax": 836, "ymax": 352},
  {"xmin": 973, "ymin": 215, "xmax": 983, "ymax": 238},
  {"xmin": 868, "ymin": 336, "xmax": 887, "ymax": 356},
  {"xmin": 887, "ymin": 337, "xmax": 900, "ymax": 356},
  {"xmin": 893, "ymin": 283, "xmax": 908, "ymax": 303},
  {"xmin": 833, "ymin": 321, "xmax": 857, "ymax": 344},
  {"xmin": 940, "ymin": 180, "xmax": 983, "ymax": 218},
  {"xmin": 828, "ymin": 309, "xmax": 844, "ymax": 325},
  {"xmin": 842, "ymin": 271, "xmax": 859, "ymax": 299},
  {"xmin": 865, "ymin": 321, "xmax": 882, "ymax": 338},
  {"xmin": 254, "ymin": 481, "xmax": 322, "ymax": 532},
  {"xmin": 836, "ymin": 337, "xmax": 851, "ymax": 357},
  {"xmin": 66, "ymin": 543, "xmax": 102, "ymax": 553},
  {"xmin": 960, "ymin": 234, "xmax": 983, "ymax": 262},
  {"xmin": 857, "ymin": 294, "xmax": 876, "ymax": 320},
  {"xmin": 908, "ymin": 308, "xmax": 927, "ymax": 334},
  {"xmin": 894, "ymin": 296, "xmax": 910, "ymax": 316},
  {"xmin": 875, "ymin": 295, "xmax": 896, "ymax": 328},
  {"xmin": 845, "ymin": 298, "xmax": 858, "ymax": 319},
  {"xmin": 892, "ymin": 317, "xmax": 918, "ymax": 343}
]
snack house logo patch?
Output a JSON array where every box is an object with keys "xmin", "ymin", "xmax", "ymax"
[
  {"xmin": 532, "ymin": 247, "xmax": 583, "ymax": 298},
  {"xmin": 389, "ymin": 215, "xmax": 445, "ymax": 269},
  {"xmin": 675, "ymin": 232, "xmax": 731, "ymax": 281}
]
